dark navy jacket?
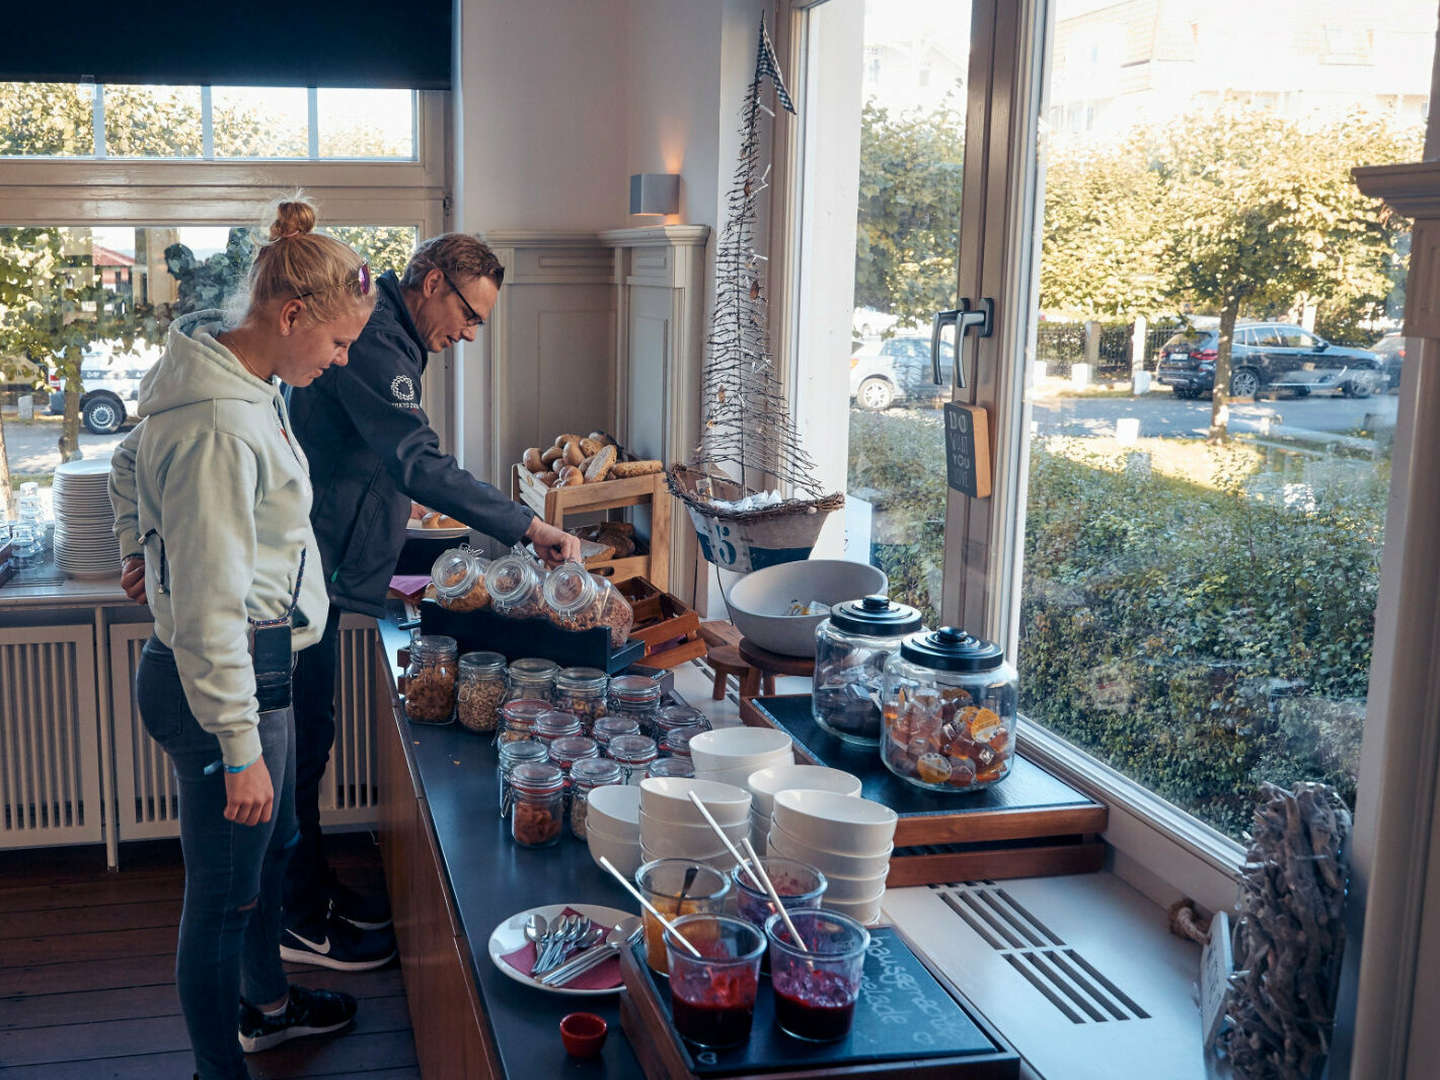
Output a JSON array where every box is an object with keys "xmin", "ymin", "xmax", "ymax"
[{"xmin": 288, "ymin": 270, "xmax": 533, "ymax": 616}]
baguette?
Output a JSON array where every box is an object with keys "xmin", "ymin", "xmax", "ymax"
[
  {"xmin": 610, "ymin": 459, "xmax": 664, "ymax": 478},
  {"xmin": 584, "ymin": 444, "xmax": 618, "ymax": 483}
]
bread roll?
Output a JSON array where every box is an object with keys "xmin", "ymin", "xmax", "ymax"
[
  {"xmin": 562, "ymin": 441, "xmax": 585, "ymax": 467},
  {"xmin": 538, "ymin": 470, "xmax": 559, "ymax": 486},
  {"xmin": 588, "ymin": 431, "xmax": 616, "ymax": 446},
  {"xmin": 584, "ymin": 444, "xmax": 618, "ymax": 483},
  {"xmin": 558, "ymin": 465, "xmax": 584, "ymax": 485},
  {"xmin": 610, "ymin": 459, "xmax": 664, "ymax": 478},
  {"xmin": 541, "ymin": 445, "xmax": 564, "ymax": 467},
  {"xmin": 554, "ymin": 432, "xmax": 580, "ymax": 449},
  {"xmin": 423, "ymin": 511, "xmax": 465, "ymax": 529},
  {"xmin": 580, "ymin": 437, "xmax": 604, "ymax": 457},
  {"xmin": 522, "ymin": 447, "xmax": 544, "ymax": 472},
  {"xmin": 555, "ymin": 473, "xmax": 583, "ymax": 487}
]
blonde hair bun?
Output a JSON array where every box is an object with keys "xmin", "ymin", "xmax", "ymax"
[{"xmin": 269, "ymin": 198, "xmax": 318, "ymax": 243}]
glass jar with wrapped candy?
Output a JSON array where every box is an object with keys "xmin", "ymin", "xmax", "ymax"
[
  {"xmin": 813, "ymin": 595, "xmax": 923, "ymax": 745},
  {"xmin": 880, "ymin": 627, "xmax": 1018, "ymax": 792}
]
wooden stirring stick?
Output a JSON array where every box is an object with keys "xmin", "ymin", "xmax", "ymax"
[
  {"xmin": 740, "ymin": 837, "xmax": 811, "ymax": 954},
  {"xmin": 685, "ymin": 791, "xmax": 762, "ymax": 890},
  {"xmin": 596, "ymin": 855, "xmax": 703, "ymax": 958}
]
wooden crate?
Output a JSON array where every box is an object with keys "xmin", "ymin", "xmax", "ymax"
[{"xmin": 616, "ymin": 577, "xmax": 706, "ymax": 670}]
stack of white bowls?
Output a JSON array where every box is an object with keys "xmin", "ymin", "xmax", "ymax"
[
  {"xmin": 688, "ymin": 727, "xmax": 794, "ymax": 788},
  {"xmin": 638, "ymin": 777, "xmax": 752, "ymax": 871},
  {"xmin": 585, "ymin": 783, "xmax": 643, "ymax": 877},
  {"xmin": 768, "ymin": 789, "xmax": 898, "ymax": 925},
  {"xmin": 745, "ymin": 765, "xmax": 863, "ymax": 856}
]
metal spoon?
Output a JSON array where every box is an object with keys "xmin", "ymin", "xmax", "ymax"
[
  {"xmin": 537, "ymin": 914, "xmax": 582, "ymax": 973},
  {"xmin": 551, "ymin": 925, "xmax": 605, "ymax": 971},
  {"xmin": 533, "ymin": 914, "xmax": 571, "ymax": 972},
  {"xmin": 524, "ymin": 913, "xmax": 548, "ymax": 956},
  {"xmin": 540, "ymin": 916, "xmax": 644, "ymax": 986}
]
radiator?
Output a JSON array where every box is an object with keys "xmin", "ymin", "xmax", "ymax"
[{"xmin": 0, "ymin": 625, "xmax": 104, "ymax": 848}]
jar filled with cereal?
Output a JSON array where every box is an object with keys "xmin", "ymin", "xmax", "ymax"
[
  {"xmin": 509, "ymin": 762, "xmax": 565, "ymax": 848},
  {"xmin": 553, "ymin": 667, "xmax": 609, "ymax": 730},
  {"xmin": 505, "ymin": 657, "xmax": 559, "ymax": 704},
  {"xmin": 456, "ymin": 650, "xmax": 507, "ymax": 734},
  {"xmin": 593, "ymin": 715, "xmax": 641, "ymax": 750},
  {"xmin": 542, "ymin": 563, "xmax": 635, "ymax": 648},
  {"xmin": 497, "ymin": 738, "xmax": 548, "ymax": 817},
  {"xmin": 497, "ymin": 698, "xmax": 549, "ymax": 745},
  {"xmin": 569, "ymin": 757, "xmax": 624, "ymax": 839},
  {"xmin": 533, "ymin": 710, "xmax": 583, "ymax": 748},
  {"xmin": 608, "ymin": 675, "xmax": 662, "ymax": 738},
  {"xmin": 430, "ymin": 546, "xmax": 490, "ymax": 611},
  {"xmin": 880, "ymin": 627, "xmax": 1018, "ymax": 793},
  {"xmin": 404, "ymin": 635, "xmax": 458, "ymax": 725},
  {"xmin": 608, "ymin": 733, "xmax": 659, "ymax": 785},
  {"xmin": 486, "ymin": 554, "xmax": 549, "ymax": 620}
]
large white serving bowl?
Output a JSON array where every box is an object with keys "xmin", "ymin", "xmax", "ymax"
[
  {"xmin": 688, "ymin": 728, "xmax": 794, "ymax": 775},
  {"xmin": 585, "ymin": 783, "xmax": 642, "ymax": 838},
  {"xmin": 746, "ymin": 765, "xmax": 863, "ymax": 818},
  {"xmin": 639, "ymin": 777, "xmax": 751, "ymax": 826},
  {"xmin": 726, "ymin": 560, "xmax": 889, "ymax": 658},
  {"xmin": 823, "ymin": 893, "xmax": 885, "ymax": 926},
  {"xmin": 587, "ymin": 828, "xmax": 643, "ymax": 878},
  {"xmin": 768, "ymin": 823, "xmax": 894, "ymax": 880},
  {"xmin": 772, "ymin": 789, "xmax": 897, "ymax": 855}
]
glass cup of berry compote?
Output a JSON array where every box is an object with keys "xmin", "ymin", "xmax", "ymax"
[
  {"xmin": 664, "ymin": 914, "xmax": 765, "ymax": 1049},
  {"xmin": 765, "ymin": 909, "xmax": 871, "ymax": 1042},
  {"xmin": 731, "ymin": 858, "xmax": 826, "ymax": 973}
]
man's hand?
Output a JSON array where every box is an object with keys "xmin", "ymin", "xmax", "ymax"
[
  {"xmin": 120, "ymin": 555, "xmax": 147, "ymax": 605},
  {"xmin": 525, "ymin": 517, "xmax": 583, "ymax": 567},
  {"xmin": 223, "ymin": 756, "xmax": 274, "ymax": 826}
]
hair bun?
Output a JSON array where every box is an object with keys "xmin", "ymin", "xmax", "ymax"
[{"xmin": 268, "ymin": 198, "xmax": 317, "ymax": 243}]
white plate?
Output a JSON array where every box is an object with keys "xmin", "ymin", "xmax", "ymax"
[
  {"xmin": 405, "ymin": 522, "xmax": 472, "ymax": 540},
  {"xmin": 486, "ymin": 902, "xmax": 634, "ymax": 996}
]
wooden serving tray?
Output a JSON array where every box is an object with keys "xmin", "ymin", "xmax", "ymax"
[
  {"xmin": 742, "ymin": 695, "xmax": 1107, "ymax": 885},
  {"xmin": 618, "ymin": 576, "xmax": 707, "ymax": 670}
]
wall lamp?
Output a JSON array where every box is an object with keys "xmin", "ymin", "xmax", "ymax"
[{"xmin": 629, "ymin": 173, "xmax": 680, "ymax": 216}]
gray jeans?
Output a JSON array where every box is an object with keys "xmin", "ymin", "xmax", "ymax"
[{"xmin": 137, "ymin": 636, "xmax": 295, "ymax": 1080}]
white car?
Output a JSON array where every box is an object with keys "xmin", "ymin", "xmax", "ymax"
[{"xmin": 47, "ymin": 340, "xmax": 162, "ymax": 434}]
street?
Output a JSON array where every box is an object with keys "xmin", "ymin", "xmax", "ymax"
[
  {"xmin": 2, "ymin": 415, "xmax": 131, "ymax": 476},
  {"xmin": 1030, "ymin": 389, "xmax": 1396, "ymax": 441}
]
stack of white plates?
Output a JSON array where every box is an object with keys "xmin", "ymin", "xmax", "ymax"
[
  {"xmin": 585, "ymin": 784, "xmax": 643, "ymax": 877},
  {"xmin": 52, "ymin": 458, "xmax": 121, "ymax": 580},
  {"xmin": 745, "ymin": 765, "xmax": 863, "ymax": 856},
  {"xmin": 638, "ymin": 777, "xmax": 751, "ymax": 871},
  {"xmin": 768, "ymin": 789, "xmax": 898, "ymax": 925},
  {"xmin": 688, "ymin": 727, "xmax": 794, "ymax": 789}
]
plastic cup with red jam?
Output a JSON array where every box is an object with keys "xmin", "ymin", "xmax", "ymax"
[
  {"xmin": 730, "ymin": 858, "xmax": 826, "ymax": 972},
  {"xmin": 664, "ymin": 914, "xmax": 765, "ymax": 1049},
  {"xmin": 765, "ymin": 909, "xmax": 870, "ymax": 1042}
]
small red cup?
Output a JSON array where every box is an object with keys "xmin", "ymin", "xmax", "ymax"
[{"xmin": 560, "ymin": 1011, "xmax": 608, "ymax": 1058}]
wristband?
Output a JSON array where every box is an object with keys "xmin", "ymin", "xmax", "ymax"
[{"xmin": 204, "ymin": 752, "xmax": 262, "ymax": 776}]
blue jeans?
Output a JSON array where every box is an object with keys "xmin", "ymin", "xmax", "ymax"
[{"xmin": 137, "ymin": 636, "xmax": 296, "ymax": 1080}]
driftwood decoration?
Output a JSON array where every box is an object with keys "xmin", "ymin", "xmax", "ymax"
[{"xmin": 1221, "ymin": 781, "xmax": 1351, "ymax": 1080}]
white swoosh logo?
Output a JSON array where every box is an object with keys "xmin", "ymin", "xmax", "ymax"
[{"xmin": 288, "ymin": 930, "xmax": 331, "ymax": 955}]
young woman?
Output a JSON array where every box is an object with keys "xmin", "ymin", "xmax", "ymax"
[{"xmin": 110, "ymin": 198, "xmax": 376, "ymax": 1080}]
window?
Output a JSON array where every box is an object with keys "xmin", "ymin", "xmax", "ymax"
[{"xmin": 1274, "ymin": 327, "xmax": 1316, "ymax": 348}]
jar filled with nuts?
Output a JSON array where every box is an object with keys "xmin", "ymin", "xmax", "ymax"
[
  {"xmin": 533, "ymin": 710, "xmax": 583, "ymax": 747},
  {"xmin": 608, "ymin": 674, "xmax": 663, "ymax": 738},
  {"xmin": 404, "ymin": 635, "xmax": 458, "ymax": 725},
  {"xmin": 569, "ymin": 757, "xmax": 624, "ymax": 839},
  {"xmin": 553, "ymin": 667, "xmax": 609, "ymax": 730},
  {"xmin": 486, "ymin": 554, "xmax": 548, "ymax": 620},
  {"xmin": 542, "ymin": 562, "xmax": 607, "ymax": 631},
  {"xmin": 646, "ymin": 757, "xmax": 695, "ymax": 780},
  {"xmin": 607, "ymin": 733, "xmax": 659, "ymax": 785},
  {"xmin": 456, "ymin": 651, "xmax": 507, "ymax": 733},
  {"xmin": 497, "ymin": 739, "xmax": 549, "ymax": 817},
  {"xmin": 497, "ymin": 698, "xmax": 549, "ymax": 745},
  {"xmin": 430, "ymin": 546, "xmax": 491, "ymax": 612},
  {"xmin": 505, "ymin": 657, "xmax": 560, "ymax": 704},
  {"xmin": 509, "ymin": 762, "xmax": 565, "ymax": 848},
  {"xmin": 593, "ymin": 715, "xmax": 641, "ymax": 750}
]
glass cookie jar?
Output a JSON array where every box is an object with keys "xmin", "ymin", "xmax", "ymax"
[
  {"xmin": 486, "ymin": 553, "xmax": 548, "ymax": 620},
  {"xmin": 813, "ymin": 595, "xmax": 923, "ymax": 746},
  {"xmin": 403, "ymin": 635, "xmax": 458, "ymax": 725},
  {"xmin": 542, "ymin": 562, "xmax": 635, "ymax": 647},
  {"xmin": 430, "ymin": 546, "xmax": 490, "ymax": 611},
  {"xmin": 553, "ymin": 667, "xmax": 609, "ymax": 729},
  {"xmin": 505, "ymin": 657, "xmax": 560, "ymax": 704},
  {"xmin": 880, "ymin": 628, "xmax": 1018, "ymax": 793}
]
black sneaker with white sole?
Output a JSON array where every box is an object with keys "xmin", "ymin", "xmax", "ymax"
[
  {"xmin": 238, "ymin": 985, "xmax": 357, "ymax": 1053},
  {"xmin": 329, "ymin": 879, "xmax": 392, "ymax": 931},
  {"xmin": 280, "ymin": 910, "xmax": 396, "ymax": 971}
]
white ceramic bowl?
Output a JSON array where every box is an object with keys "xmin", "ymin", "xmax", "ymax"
[
  {"xmin": 693, "ymin": 765, "xmax": 778, "ymax": 790},
  {"xmin": 639, "ymin": 808, "xmax": 747, "ymax": 849},
  {"xmin": 725, "ymin": 560, "xmax": 889, "ymax": 657},
  {"xmin": 688, "ymin": 728, "xmax": 794, "ymax": 774},
  {"xmin": 588, "ymin": 829, "xmax": 643, "ymax": 878},
  {"xmin": 746, "ymin": 765, "xmax": 863, "ymax": 818},
  {"xmin": 772, "ymin": 789, "xmax": 897, "ymax": 855},
  {"xmin": 821, "ymin": 869, "xmax": 889, "ymax": 903},
  {"xmin": 640, "ymin": 843, "xmax": 740, "ymax": 873},
  {"xmin": 822, "ymin": 893, "xmax": 885, "ymax": 926},
  {"xmin": 639, "ymin": 777, "xmax": 751, "ymax": 825},
  {"xmin": 585, "ymin": 783, "xmax": 642, "ymax": 837},
  {"xmin": 768, "ymin": 824, "xmax": 894, "ymax": 880}
]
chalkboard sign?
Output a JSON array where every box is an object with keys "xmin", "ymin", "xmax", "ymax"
[{"xmin": 944, "ymin": 402, "xmax": 992, "ymax": 498}]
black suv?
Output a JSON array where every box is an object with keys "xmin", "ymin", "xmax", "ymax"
[{"xmin": 1156, "ymin": 323, "xmax": 1382, "ymax": 399}]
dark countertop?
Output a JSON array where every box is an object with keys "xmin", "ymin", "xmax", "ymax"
[{"xmin": 376, "ymin": 610, "xmax": 644, "ymax": 1078}]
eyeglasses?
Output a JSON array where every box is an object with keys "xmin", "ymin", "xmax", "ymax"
[
  {"xmin": 296, "ymin": 262, "xmax": 371, "ymax": 302},
  {"xmin": 442, "ymin": 271, "xmax": 486, "ymax": 328}
]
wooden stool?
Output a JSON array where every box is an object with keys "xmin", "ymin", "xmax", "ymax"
[
  {"xmin": 699, "ymin": 621, "xmax": 772, "ymax": 701},
  {"xmin": 738, "ymin": 637, "xmax": 815, "ymax": 700}
]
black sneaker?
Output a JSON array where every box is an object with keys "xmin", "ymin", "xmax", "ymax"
[
  {"xmin": 330, "ymin": 878, "xmax": 392, "ymax": 931},
  {"xmin": 280, "ymin": 910, "xmax": 397, "ymax": 971},
  {"xmin": 238, "ymin": 985, "xmax": 357, "ymax": 1053}
]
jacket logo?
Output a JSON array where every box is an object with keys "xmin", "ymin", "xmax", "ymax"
[{"xmin": 391, "ymin": 375, "xmax": 416, "ymax": 402}]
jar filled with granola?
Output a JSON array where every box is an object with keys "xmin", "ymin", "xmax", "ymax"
[
  {"xmin": 655, "ymin": 704, "xmax": 710, "ymax": 742},
  {"xmin": 505, "ymin": 657, "xmax": 559, "ymax": 704},
  {"xmin": 608, "ymin": 733, "xmax": 659, "ymax": 785},
  {"xmin": 646, "ymin": 757, "xmax": 695, "ymax": 780},
  {"xmin": 498, "ymin": 698, "xmax": 549, "ymax": 745},
  {"xmin": 533, "ymin": 710, "xmax": 583, "ymax": 747},
  {"xmin": 497, "ymin": 738, "xmax": 548, "ymax": 817},
  {"xmin": 570, "ymin": 757, "xmax": 624, "ymax": 839},
  {"xmin": 456, "ymin": 651, "xmax": 507, "ymax": 733},
  {"xmin": 608, "ymin": 675, "xmax": 663, "ymax": 738},
  {"xmin": 509, "ymin": 762, "xmax": 565, "ymax": 848},
  {"xmin": 593, "ymin": 715, "xmax": 641, "ymax": 750},
  {"xmin": 542, "ymin": 563, "xmax": 635, "ymax": 648},
  {"xmin": 486, "ymin": 554, "xmax": 548, "ymax": 620},
  {"xmin": 553, "ymin": 667, "xmax": 609, "ymax": 730},
  {"xmin": 430, "ymin": 546, "xmax": 491, "ymax": 612},
  {"xmin": 404, "ymin": 635, "xmax": 458, "ymax": 724}
]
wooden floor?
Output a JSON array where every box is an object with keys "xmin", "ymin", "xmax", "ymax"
[{"xmin": 0, "ymin": 833, "xmax": 419, "ymax": 1078}]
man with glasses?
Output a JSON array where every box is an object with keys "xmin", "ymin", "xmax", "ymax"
[{"xmin": 279, "ymin": 234, "xmax": 581, "ymax": 969}]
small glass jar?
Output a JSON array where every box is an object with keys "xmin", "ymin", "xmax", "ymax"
[
  {"xmin": 880, "ymin": 627, "xmax": 1019, "ymax": 793},
  {"xmin": 593, "ymin": 715, "xmax": 642, "ymax": 749},
  {"xmin": 814, "ymin": 595, "xmax": 923, "ymax": 746},
  {"xmin": 550, "ymin": 734, "xmax": 600, "ymax": 776},
  {"xmin": 655, "ymin": 704, "xmax": 710, "ymax": 741},
  {"xmin": 497, "ymin": 698, "xmax": 549, "ymax": 744},
  {"xmin": 647, "ymin": 756, "xmax": 694, "ymax": 780},
  {"xmin": 608, "ymin": 675, "xmax": 662, "ymax": 738},
  {"xmin": 486, "ymin": 554, "xmax": 548, "ymax": 620},
  {"xmin": 497, "ymin": 738, "xmax": 548, "ymax": 817},
  {"xmin": 509, "ymin": 762, "xmax": 565, "ymax": 848},
  {"xmin": 404, "ymin": 635, "xmax": 458, "ymax": 724},
  {"xmin": 553, "ymin": 667, "xmax": 609, "ymax": 730},
  {"xmin": 456, "ymin": 650, "xmax": 507, "ymax": 733},
  {"xmin": 608, "ymin": 733, "xmax": 659, "ymax": 784},
  {"xmin": 661, "ymin": 727, "xmax": 699, "ymax": 762},
  {"xmin": 569, "ymin": 756, "xmax": 624, "ymax": 839},
  {"xmin": 505, "ymin": 657, "xmax": 559, "ymax": 704},
  {"xmin": 430, "ymin": 546, "xmax": 490, "ymax": 611},
  {"xmin": 534, "ymin": 711, "xmax": 584, "ymax": 748}
]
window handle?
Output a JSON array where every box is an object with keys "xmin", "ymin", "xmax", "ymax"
[{"xmin": 931, "ymin": 298, "xmax": 994, "ymax": 389}]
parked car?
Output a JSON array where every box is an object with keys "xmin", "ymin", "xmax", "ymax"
[
  {"xmin": 849, "ymin": 334, "xmax": 952, "ymax": 410},
  {"xmin": 1370, "ymin": 333, "xmax": 1406, "ymax": 391},
  {"xmin": 1155, "ymin": 322, "xmax": 1382, "ymax": 400},
  {"xmin": 46, "ymin": 340, "xmax": 162, "ymax": 434}
]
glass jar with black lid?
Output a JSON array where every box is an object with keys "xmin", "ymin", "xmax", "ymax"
[{"xmin": 813, "ymin": 595, "xmax": 923, "ymax": 746}]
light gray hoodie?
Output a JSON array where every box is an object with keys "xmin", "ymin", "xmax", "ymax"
[{"xmin": 110, "ymin": 311, "xmax": 328, "ymax": 768}]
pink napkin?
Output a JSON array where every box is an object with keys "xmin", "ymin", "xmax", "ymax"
[
  {"xmin": 501, "ymin": 907, "xmax": 623, "ymax": 990},
  {"xmin": 388, "ymin": 575, "xmax": 432, "ymax": 600}
]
